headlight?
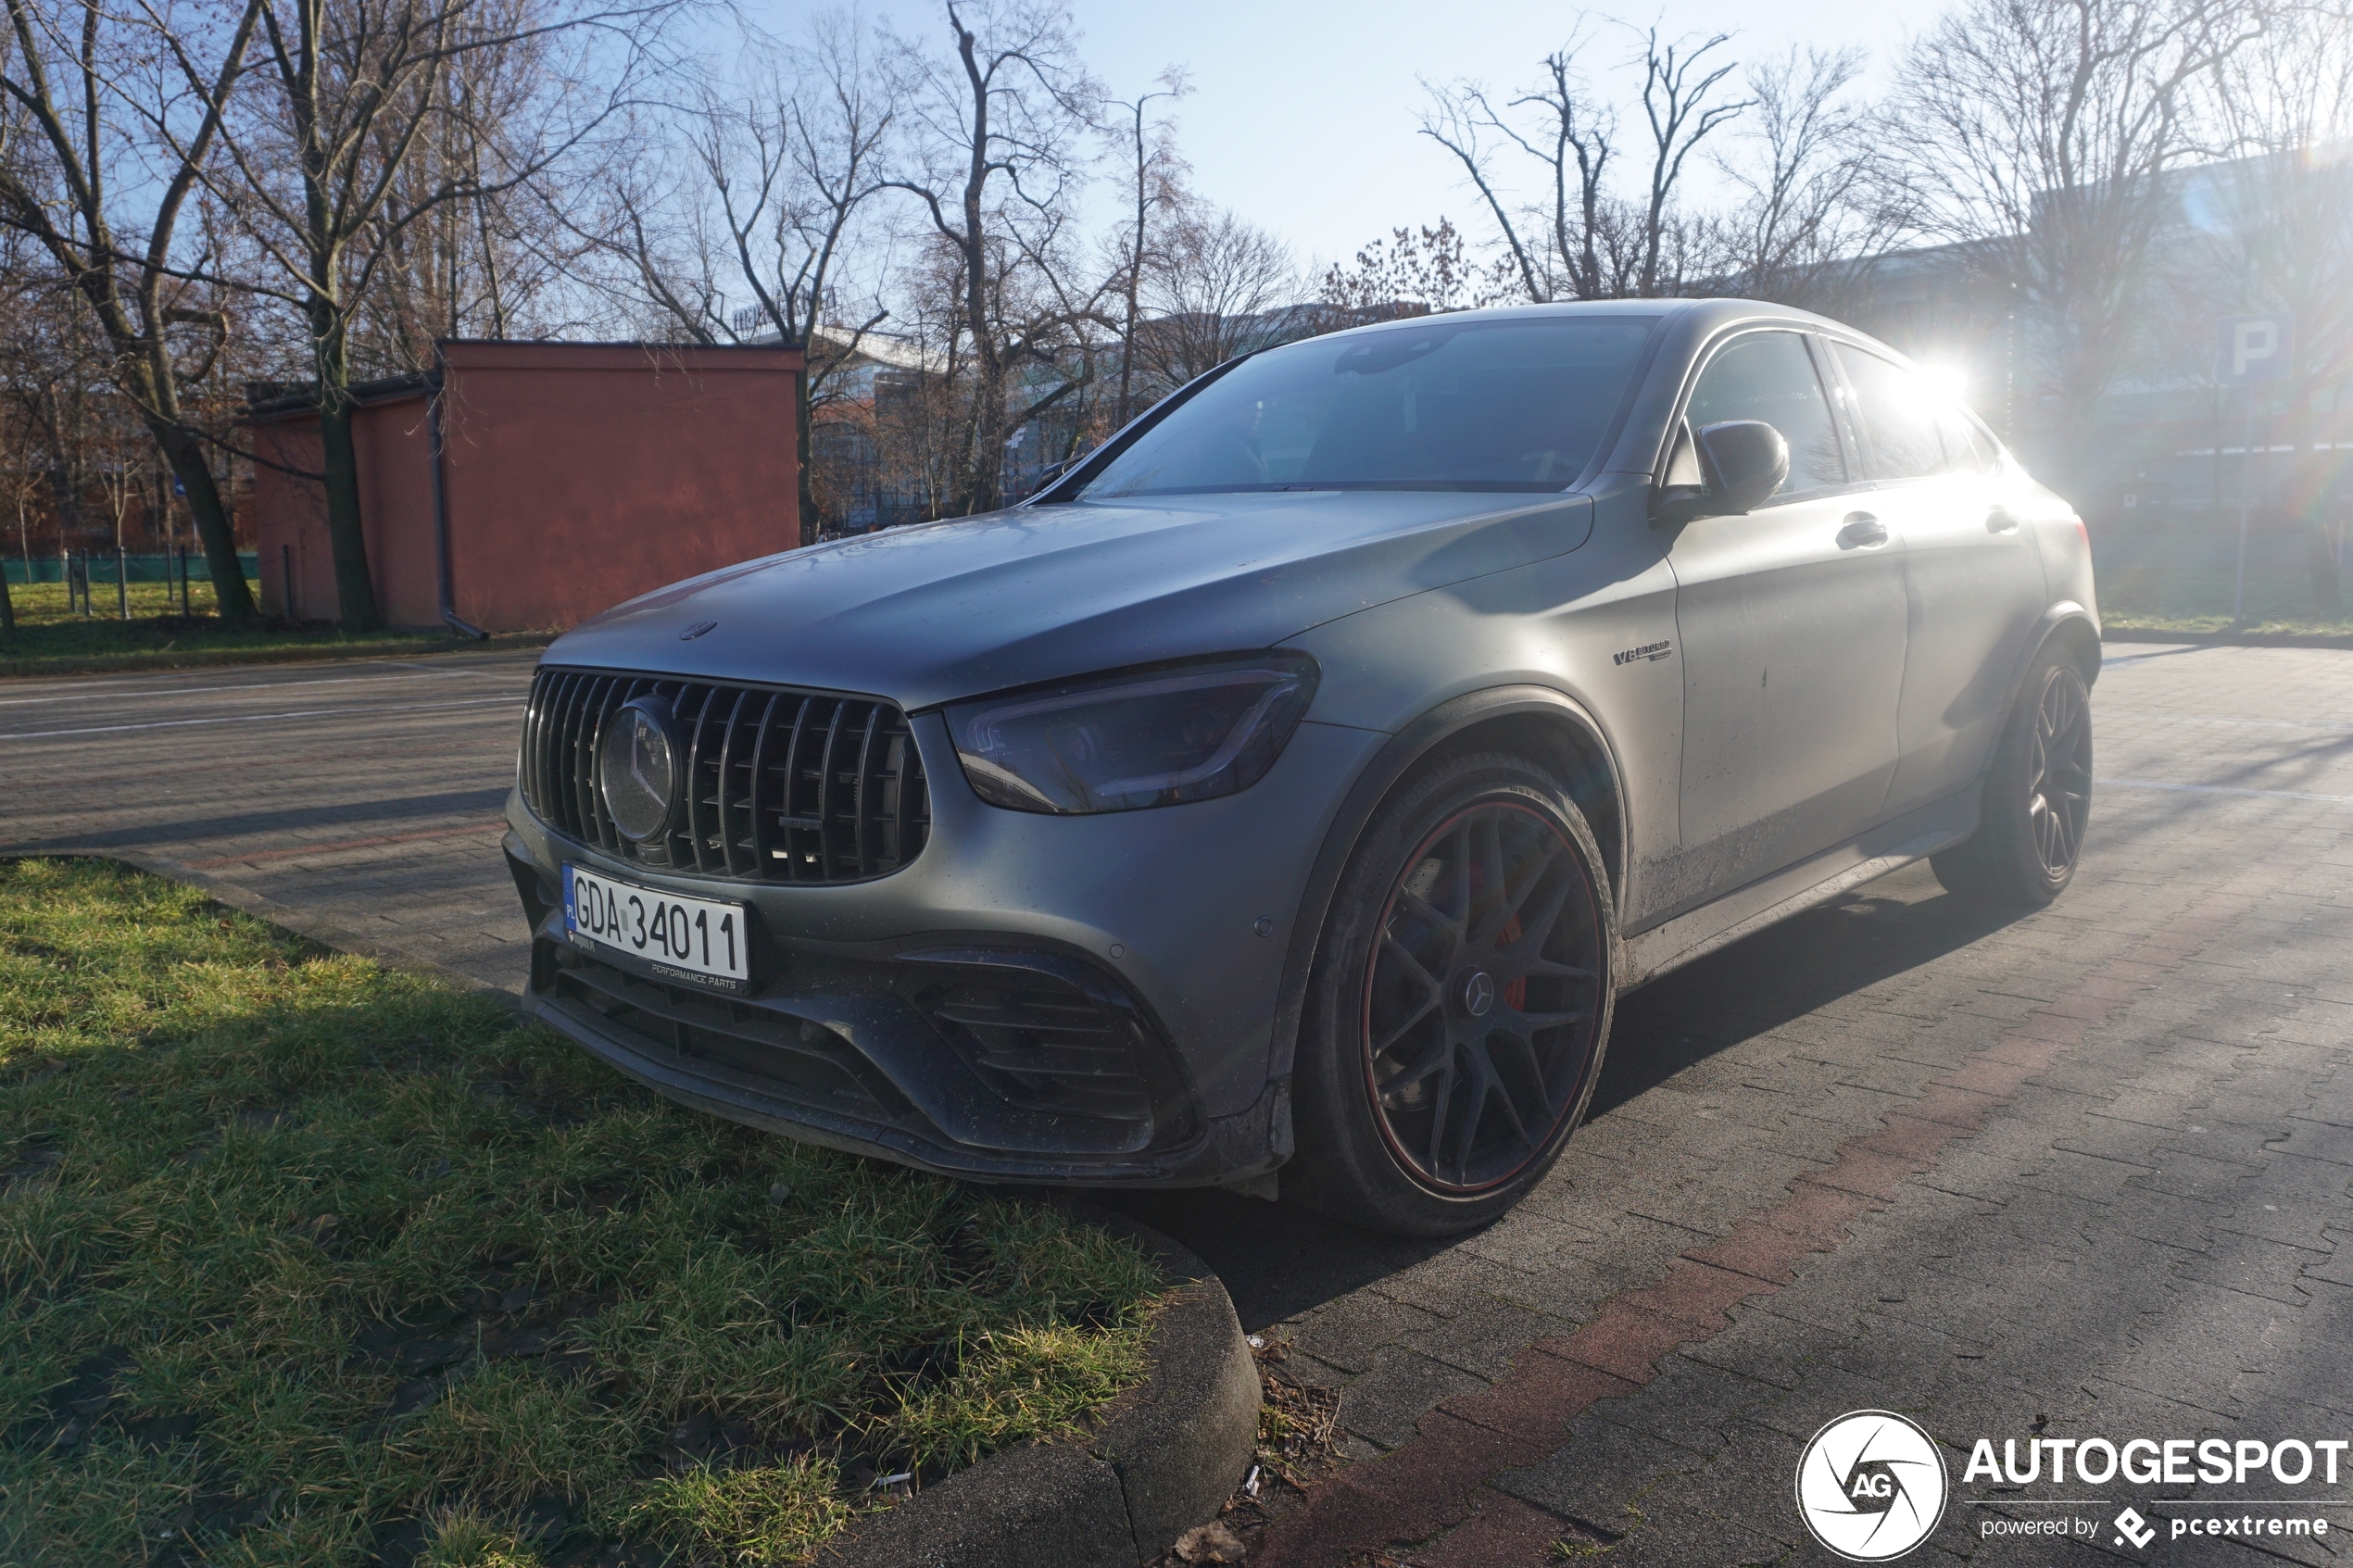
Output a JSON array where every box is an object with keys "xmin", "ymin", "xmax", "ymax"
[{"xmin": 946, "ymin": 653, "xmax": 1320, "ymax": 814}]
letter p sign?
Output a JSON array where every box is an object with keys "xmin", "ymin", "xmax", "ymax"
[{"xmin": 2218, "ymin": 312, "xmax": 2294, "ymax": 384}]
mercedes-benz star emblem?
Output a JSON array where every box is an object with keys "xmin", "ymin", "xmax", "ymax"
[
  {"xmin": 1461, "ymin": 971, "xmax": 1495, "ymax": 1017},
  {"xmin": 1795, "ymin": 1411, "xmax": 1948, "ymax": 1561},
  {"xmin": 598, "ymin": 695, "xmax": 680, "ymax": 845}
]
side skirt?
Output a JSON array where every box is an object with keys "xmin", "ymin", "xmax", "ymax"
[{"xmin": 1617, "ymin": 786, "xmax": 1981, "ymax": 991}]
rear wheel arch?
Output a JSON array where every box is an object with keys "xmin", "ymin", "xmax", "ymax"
[{"xmin": 2020, "ymin": 606, "xmax": 2102, "ymax": 700}]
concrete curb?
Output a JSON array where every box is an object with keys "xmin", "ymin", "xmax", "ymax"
[
  {"xmin": 820, "ymin": 1219, "xmax": 1263, "ymax": 1568},
  {"xmin": 2104, "ymin": 627, "xmax": 2353, "ymax": 649},
  {"xmin": 0, "ymin": 633, "xmax": 554, "ymax": 684}
]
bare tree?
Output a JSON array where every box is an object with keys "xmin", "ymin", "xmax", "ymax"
[
  {"xmin": 1320, "ymin": 217, "xmax": 1511, "ymax": 315},
  {"xmin": 581, "ymin": 16, "xmax": 894, "ymax": 541},
  {"xmin": 182, "ymin": 0, "xmax": 666, "ymax": 629},
  {"xmin": 1419, "ymin": 21, "xmax": 1743, "ymax": 301},
  {"xmin": 359, "ymin": 16, "xmax": 588, "ymax": 366},
  {"xmin": 0, "ymin": 258, "xmax": 106, "ymax": 555},
  {"xmin": 1630, "ymin": 26, "xmax": 1748, "ymax": 297},
  {"xmin": 881, "ymin": 0, "xmax": 1103, "ymax": 516},
  {"xmin": 1104, "ymin": 69, "xmax": 1185, "ymax": 426},
  {"xmin": 1129, "ymin": 203, "xmax": 1294, "ymax": 392},
  {"xmin": 1882, "ymin": 0, "xmax": 2265, "ymax": 491},
  {"xmin": 1713, "ymin": 45, "xmax": 1909, "ymax": 309},
  {"xmin": 1419, "ymin": 30, "xmax": 1615, "ymax": 303},
  {"xmin": 0, "ymin": 0, "xmax": 264, "ymax": 620},
  {"xmin": 2197, "ymin": 1, "xmax": 2353, "ymax": 611}
]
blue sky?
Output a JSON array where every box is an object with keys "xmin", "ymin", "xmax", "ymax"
[{"xmin": 765, "ymin": 0, "xmax": 1944, "ymax": 271}]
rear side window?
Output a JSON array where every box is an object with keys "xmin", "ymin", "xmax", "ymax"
[
  {"xmin": 1683, "ymin": 330, "xmax": 1845, "ymax": 495},
  {"xmin": 1833, "ymin": 345, "xmax": 1946, "ymax": 483},
  {"xmin": 1937, "ymin": 407, "xmax": 2001, "ymax": 473}
]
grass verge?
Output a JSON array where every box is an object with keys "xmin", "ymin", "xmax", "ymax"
[
  {"xmin": 0, "ymin": 582, "xmax": 547, "ymax": 678},
  {"xmin": 0, "ymin": 858, "xmax": 1164, "ymax": 1566},
  {"xmin": 2096, "ymin": 569, "xmax": 2353, "ymax": 637}
]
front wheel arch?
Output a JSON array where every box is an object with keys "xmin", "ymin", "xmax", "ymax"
[{"xmin": 1264, "ymin": 687, "xmax": 1629, "ymax": 1090}]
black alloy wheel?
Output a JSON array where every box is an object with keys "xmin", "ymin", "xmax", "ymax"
[
  {"xmin": 1364, "ymin": 802, "xmax": 1606, "ymax": 1193},
  {"xmin": 1291, "ymin": 752, "xmax": 1617, "ymax": 1236},
  {"xmin": 2023, "ymin": 663, "xmax": 2094, "ymax": 879},
  {"xmin": 1931, "ymin": 646, "xmax": 2095, "ymax": 908}
]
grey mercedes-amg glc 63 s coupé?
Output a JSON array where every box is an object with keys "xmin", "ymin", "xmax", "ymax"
[{"xmin": 503, "ymin": 298, "xmax": 2098, "ymax": 1236}]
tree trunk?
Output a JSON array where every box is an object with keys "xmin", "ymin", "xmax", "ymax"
[
  {"xmin": 147, "ymin": 416, "xmax": 258, "ymax": 623},
  {"xmin": 310, "ymin": 302, "xmax": 383, "ymax": 631},
  {"xmin": 317, "ymin": 395, "xmax": 380, "ymax": 630},
  {"xmin": 0, "ymin": 570, "xmax": 14, "ymax": 634},
  {"xmin": 962, "ymin": 355, "xmax": 1004, "ymax": 516}
]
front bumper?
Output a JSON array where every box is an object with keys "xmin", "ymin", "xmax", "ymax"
[{"xmin": 505, "ymin": 710, "xmax": 1384, "ymax": 1186}]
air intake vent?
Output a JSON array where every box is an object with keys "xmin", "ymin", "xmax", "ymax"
[{"xmin": 520, "ymin": 666, "xmax": 929, "ymax": 884}]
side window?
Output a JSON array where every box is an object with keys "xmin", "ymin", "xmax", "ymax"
[
  {"xmin": 1833, "ymin": 345, "xmax": 1945, "ymax": 483},
  {"xmin": 1683, "ymin": 331, "xmax": 1846, "ymax": 495},
  {"xmin": 1942, "ymin": 407, "xmax": 2003, "ymax": 473}
]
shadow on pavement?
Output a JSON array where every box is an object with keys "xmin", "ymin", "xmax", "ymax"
[{"xmin": 1105, "ymin": 863, "xmax": 2021, "ymax": 1333}]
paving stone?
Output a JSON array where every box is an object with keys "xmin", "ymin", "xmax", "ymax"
[
  {"xmin": 1392, "ymin": 1290, "xmax": 1556, "ymax": 1382},
  {"xmin": 1491, "ymin": 1412, "xmax": 1707, "ymax": 1532},
  {"xmin": 1334, "ymin": 1345, "xmax": 1489, "ymax": 1449},
  {"xmin": 1288, "ymin": 1289, "xmax": 1444, "ymax": 1376}
]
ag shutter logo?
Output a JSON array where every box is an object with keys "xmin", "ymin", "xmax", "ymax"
[{"xmin": 1797, "ymin": 1411, "xmax": 1950, "ymax": 1561}]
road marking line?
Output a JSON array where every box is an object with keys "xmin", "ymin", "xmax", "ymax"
[
  {"xmin": 3, "ymin": 695, "xmax": 522, "ymax": 740},
  {"xmin": 0, "ymin": 664, "xmax": 524, "ymax": 707},
  {"xmin": 2102, "ymin": 777, "xmax": 2353, "ymax": 805}
]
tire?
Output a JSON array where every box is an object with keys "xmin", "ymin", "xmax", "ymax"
[
  {"xmin": 1289, "ymin": 751, "xmax": 1617, "ymax": 1236},
  {"xmin": 1931, "ymin": 645, "xmax": 2095, "ymax": 908}
]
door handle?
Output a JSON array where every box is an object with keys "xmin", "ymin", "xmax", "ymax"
[
  {"xmin": 1986, "ymin": 505, "xmax": 2020, "ymax": 533},
  {"xmin": 1838, "ymin": 511, "xmax": 1889, "ymax": 548}
]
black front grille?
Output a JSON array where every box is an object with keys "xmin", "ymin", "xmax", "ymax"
[{"xmin": 520, "ymin": 666, "xmax": 929, "ymax": 884}]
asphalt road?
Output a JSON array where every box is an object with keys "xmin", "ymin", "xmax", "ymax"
[
  {"xmin": 5, "ymin": 641, "xmax": 2349, "ymax": 1565},
  {"xmin": 0, "ymin": 649, "xmax": 541, "ymax": 986}
]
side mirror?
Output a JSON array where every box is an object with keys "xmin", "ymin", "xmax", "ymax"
[
  {"xmin": 1697, "ymin": 420, "xmax": 1790, "ymax": 514},
  {"xmin": 1653, "ymin": 419, "xmax": 1791, "ymax": 523}
]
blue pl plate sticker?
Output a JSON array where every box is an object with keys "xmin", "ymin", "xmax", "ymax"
[{"xmin": 561, "ymin": 862, "xmax": 577, "ymax": 933}]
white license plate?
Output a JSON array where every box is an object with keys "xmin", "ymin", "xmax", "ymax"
[{"xmin": 563, "ymin": 864, "xmax": 749, "ymax": 991}]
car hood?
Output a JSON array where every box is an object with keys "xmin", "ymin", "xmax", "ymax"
[{"xmin": 544, "ymin": 489, "xmax": 1595, "ymax": 710}]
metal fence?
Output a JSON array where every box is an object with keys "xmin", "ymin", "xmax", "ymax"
[{"xmin": 6, "ymin": 551, "xmax": 258, "ymax": 584}]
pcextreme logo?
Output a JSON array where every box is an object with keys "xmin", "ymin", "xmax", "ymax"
[{"xmin": 1795, "ymin": 1411, "xmax": 1950, "ymax": 1562}]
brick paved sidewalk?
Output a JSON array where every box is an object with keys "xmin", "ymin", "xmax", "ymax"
[{"xmin": 1118, "ymin": 645, "xmax": 2353, "ymax": 1567}]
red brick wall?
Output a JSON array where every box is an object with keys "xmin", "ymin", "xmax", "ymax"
[{"xmin": 246, "ymin": 341, "xmax": 803, "ymax": 632}]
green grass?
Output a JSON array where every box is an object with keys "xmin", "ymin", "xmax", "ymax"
[
  {"xmin": 2096, "ymin": 569, "xmax": 2353, "ymax": 636},
  {"xmin": 0, "ymin": 859, "xmax": 1164, "ymax": 1567},
  {"xmin": 0, "ymin": 582, "xmax": 543, "ymax": 678}
]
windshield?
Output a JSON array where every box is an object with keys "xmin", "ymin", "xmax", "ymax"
[{"xmin": 1076, "ymin": 316, "xmax": 1656, "ymax": 499}]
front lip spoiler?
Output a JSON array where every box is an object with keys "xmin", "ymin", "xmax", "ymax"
[{"xmin": 524, "ymin": 985, "xmax": 1189, "ymax": 1185}]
